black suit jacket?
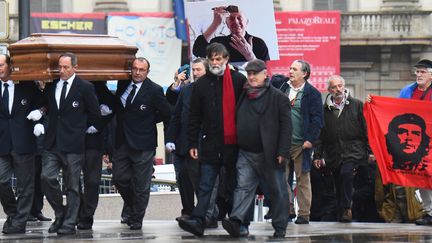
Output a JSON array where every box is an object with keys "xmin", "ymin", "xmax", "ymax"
[
  {"xmin": 166, "ymin": 83, "xmax": 193, "ymax": 156},
  {"xmin": 0, "ymin": 82, "xmax": 40, "ymax": 156},
  {"xmin": 85, "ymin": 82, "xmax": 116, "ymax": 151},
  {"xmin": 115, "ymin": 79, "xmax": 171, "ymax": 151},
  {"xmin": 43, "ymin": 76, "xmax": 101, "ymax": 153}
]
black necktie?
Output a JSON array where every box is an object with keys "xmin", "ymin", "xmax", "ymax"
[
  {"xmin": 126, "ymin": 84, "xmax": 137, "ymax": 108},
  {"xmin": 2, "ymin": 83, "xmax": 9, "ymax": 114},
  {"xmin": 60, "ymin": 81, "xmax": 68, "ymax": 108}
]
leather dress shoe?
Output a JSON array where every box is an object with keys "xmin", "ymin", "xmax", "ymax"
[
  {"xmin": 120, "ymin": 217, "xmax": 129, "ymax": 224},
  {"xmin": 3, "ymin": 217, "xmax": 12, "ymax": 231},
  {"xmin": 27, "ymin": 215, "xmax": 38, "ymax": 222},
  {"xmin": 48, "ymin": 218, "xmax": 63, "ymax": 233},
  {"xmin": 129, "ymin": 222, "xmax": 142, "ymax": 230},
  {"xmin": 178, "ymin": 218, "xmax": 204, "ymax": 236},
  {"xmin": 205, "ymin": 217, "xmax": 218, "ymax": 229},
  {"xmin": 273, "ymin": 230, "xmax": 286, "ymax": 238},
  {"xmin": 2, "ymin": 225, "xmax": 25, "ymax": 234},
  {"xmin": 222, "ymin": 218, "xmax": 249, "ymax": 237},
  {"xmin": 175, "ymin": 214, "xmax": 190, "ymax": 222},
  {"xmin": 36, "ymin": 213, "xmax": 52, "ymax": 222},
  {"xmin": 294, "ymin": 216, "xmax": 309, "ymax": 224},
  {"xmin": 77, "ymin": 221, "xmax": 93, "ymax": 230},
  {"xmin": 57, "ymin": 226, "xmax": 76, "ymax": 235},
  {"xmin": 415, "ymin": 214, "xmax": 432, "ymax": 225}
]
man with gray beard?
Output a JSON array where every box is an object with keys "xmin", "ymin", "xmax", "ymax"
[{"xmin": 178, "ymin": 43, "xmax": 246, "ymax": 236}]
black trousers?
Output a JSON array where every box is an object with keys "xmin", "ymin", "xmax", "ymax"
[
  {"xmin": 175, "ymin": 154, "xmax": 200, "ymax": 216},
  {"xmin": 0, "ymin": 151, "xmax": 35, "ymax": 227},
  {"xmin": 78, "ymin": 149, "xmax": 103, "ymax": 223},
  {"xmin": 31, "ymin": 155, "xmax": 45, "ymax": 217},
  {"xmin": 112, "ymin": 143, "xmax": 154, "ymax": 224},
  {"xmin": 41, "ymin": 149, "xmax": 82, "ymax": 229},
  {"xmin": 332, "ymin": 161, "xmax": 355, "ymax": 211}
]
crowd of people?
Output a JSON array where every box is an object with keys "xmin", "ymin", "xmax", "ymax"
[{"xmin": 0, "ymin": 41, "xmax": 431, "ymax": 239}]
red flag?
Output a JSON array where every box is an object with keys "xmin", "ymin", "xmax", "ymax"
[{"xmin": 364, "ymin": 96, "xmax": 432, "ymax": 189}]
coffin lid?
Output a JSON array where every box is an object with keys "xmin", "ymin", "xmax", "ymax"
[{"xmin": 8, "ymin": 33, "xmax": 138, "ymax": 82}]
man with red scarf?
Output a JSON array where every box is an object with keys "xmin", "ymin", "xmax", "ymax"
[{"xmin": 178, "ymin": 43, "xmax": 246, "ymax": 236}]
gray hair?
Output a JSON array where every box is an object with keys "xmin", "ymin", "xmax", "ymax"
[{"xmin": 326, "ymin": 75, "xmax": 346, "ymax": 88}]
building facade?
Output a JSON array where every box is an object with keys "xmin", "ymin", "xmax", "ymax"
[{"xmin": 4, "ymin": 0, "xmax": 432, "ymax": 98}]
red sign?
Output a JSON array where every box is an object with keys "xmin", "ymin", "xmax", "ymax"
[
  {"xmin": 267, "ymin": 11, "xmax": 340, "ymax": 92},
  {"xmin": 364, "ymin": 96, "xmax": 432, "ymax": 189}
]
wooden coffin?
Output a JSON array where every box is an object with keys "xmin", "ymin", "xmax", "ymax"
[{"xmin": 8, "ymin": 33, "xmax": 138, "ymax": 82}]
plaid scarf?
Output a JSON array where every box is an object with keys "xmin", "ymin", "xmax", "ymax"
[{"xmin": 244, "ymin": 78, "xmax": 270, "ymax": 99}]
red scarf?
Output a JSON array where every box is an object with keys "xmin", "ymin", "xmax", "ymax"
[{"xmin": 222, "ymin": 64, "xmax": 237, "ymax": 144}]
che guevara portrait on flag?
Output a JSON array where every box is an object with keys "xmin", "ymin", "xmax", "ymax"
[
  {"xmin": 364, "ymin": 96, "xmax": 432, "ymax": 189},
  {"xmin": 385, "ymin": 113, "xmax": 430, "ymax": 171}
]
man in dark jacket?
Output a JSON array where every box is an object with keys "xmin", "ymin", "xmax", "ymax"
[
  {"xmin": 113, "ymin": 57, "xmax": 171, "ymax": 230},
  {"xmin": 272, "ymin": 60, "xmax": 323, "ymax": 224},
  {"xmin": 222, "ymin": 59, "xmax": 291, "ymax": 238},
  {"xmin": 33, "ymin": 52, "xmax": 101, "ymax": 235},
  {"xmin": 313, "ymin": 75, "xmax": 370, "ymax": 222},
  {"xmin": 77, "ymin": 81, "xmax": 115, "ymax": 230},
  {"xmin": 178, "ymin": 43, "xmax": 246, "ymax": 236},
  {"xmin": 0, "ymin": 54, "xmax": 40, "ymax": 234},
  {"xmin": 165, "ymin": 58, "xmax": 209, "ymax": 222}
]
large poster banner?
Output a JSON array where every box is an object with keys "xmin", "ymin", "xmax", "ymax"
[
  {"xmin": 108, "ymin": 13, "xmax": 182, "ymax": 88},
  {"xmin": 31, "ymin": 13, "xmax": 106, "ymax": 34},
  {"xmin": 364, "ymin": 96, "xmax": 432, "ymax": 189},
  {"xmin": 185, "ymin": 0, "xmax": 278, "ymax": 66},
  {"xmin": 267, "ymin": 11, "xmax": 340, "ymax": 92}
]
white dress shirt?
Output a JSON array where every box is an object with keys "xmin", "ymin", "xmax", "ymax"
[
  {"xmin": 55, "ymin": 73, "xmax": 75, "ymax": 109},
  {"xmin": 120, "ymin": 81, "xmax": 143, "ymax": 107},
  {"xmin": 1, "ymin": 80, "xmax": 14, "ymax": 114}
]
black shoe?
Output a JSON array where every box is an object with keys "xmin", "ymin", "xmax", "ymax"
[
  {"xmin": 129, "ymin": 222, "xmax": 142, "ymax": 230},
  {"xmin": 176, "ymin": 215, "xmax": 190, "ymax": 222},
  {"xmin": 273, "ymin": 230, "xmax": 286, "ymax": 238},
  {"xmin": 222, "ymin": 218, "xmax": 247, "ymax": 237},
  {"xmin": 3, "ymin": 216, "xmax": 12, "ymax": 230},
  {"xmin": 415, "ymin": 214, "xmax": 432, "ymax": 225},
  {"xmin": 27, "ymin": 215, "xmax": 38, "ymax": 222},
  {"xmin": 295, "ymin": 216, "xmax": 309, "ymax": 224},
  {"xmin": 264, "ymin": 209, "xmax": 272, "ymax": 220},
  {"xmin": 48, "ymin": 218, "xmax": 63, "ymax": 233},
  {"xmin": 120, "ymin": 217, "xmax": 129, "ymax": 224},
  {"xmin": 57, "ymin": 226, "xmax": 76, "ymax": 235},
  {"xmin": 77, "ymin": 221, "xmax": 93, "ymax": 230},
  {"xmin": 178, "ymin": 218, "xmax": 204, "ymax": 236},
  {"xmin": 205, "ymin": 218, "xmax": 218, "ymax": 229},
  {"xmin": 36, "ymin": 213, "xmax": 52, "ymax": 222},
  {"xmin": 2, "ymin": 225, "xmax": 25, "ymax": 234}
]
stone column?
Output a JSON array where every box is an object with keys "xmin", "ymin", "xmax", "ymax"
[{"xmin": 93, "ymin": 0, "xmax": 129, "ymax": 12}]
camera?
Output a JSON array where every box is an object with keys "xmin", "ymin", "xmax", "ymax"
[{"xmin": 178, "ymin": 64, "xmax": 190, "ymax": 80}]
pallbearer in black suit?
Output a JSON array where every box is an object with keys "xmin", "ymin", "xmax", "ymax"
[
  {"xmin": 30, "ymin": 53, "xmax": 101, "ymax": 235},
  {"xmin": 77, "ymin": 81, "xmax": 115, "ymax": 230},
  {"xmin": 0, "ymin": 54, "xmax": 40, "ymax": 234},
  {"xmin": 113, "ymin": 58, "xmax": 171, "ymax": 230}
]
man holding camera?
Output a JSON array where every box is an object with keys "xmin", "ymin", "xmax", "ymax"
[{"xmin": 166, "ymin": 64, "xmax": 191, "ymax": 107}]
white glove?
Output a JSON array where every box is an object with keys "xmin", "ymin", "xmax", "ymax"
[
  {"xmin": 27, "ymin": 109, "xmax": 43, "ymax": 121},
  {"xmin": 86, "ymin": 126, "xmax": 98, "ymax": 134},
  {"xmin": 100, "ymin": 104, "xmax": 112, "ymax": 116},
  {"xmin": 33, "ymin": 124, "xmax": 45, "ymax": 136},
  {"xmin": 165, "ymin": 142, "xmax": 176, "ymax": 152}
]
